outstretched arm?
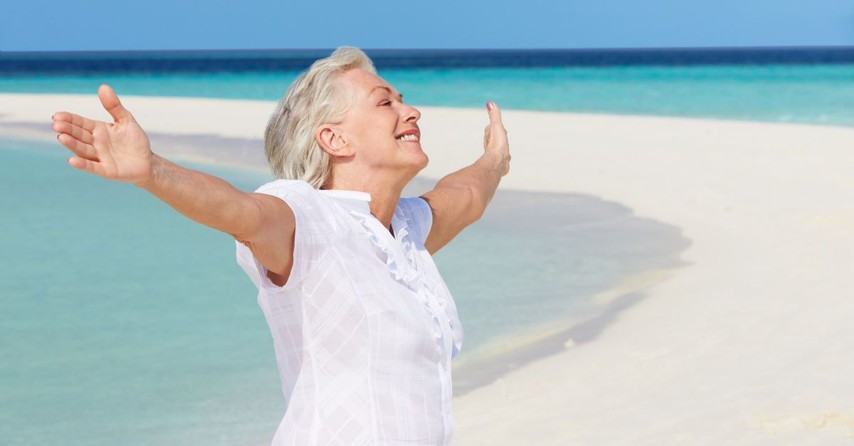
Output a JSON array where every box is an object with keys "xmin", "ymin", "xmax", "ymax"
[
  {"xmin": 52, "ymin": 85, "xmax": 296, "ymax": 283},
  {"xmin": 421, "ymin": 101, "xmax": 511, "ymax": 254}
]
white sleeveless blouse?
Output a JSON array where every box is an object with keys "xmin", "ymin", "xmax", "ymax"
[{"xmin": 235, "ymin": 180, "xmax": 464, "ymax": 446}]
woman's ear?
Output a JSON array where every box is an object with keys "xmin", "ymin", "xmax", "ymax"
[{"xmin": 316, "ymin": 125, "xmax": 354, "ymax": 157}]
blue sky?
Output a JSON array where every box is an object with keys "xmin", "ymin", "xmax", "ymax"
[{"xmin": 2, "ymin": 0, "xmax": 853, "ymax": 51}]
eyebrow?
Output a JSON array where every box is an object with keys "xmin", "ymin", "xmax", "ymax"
[{"xmin": 370, "ymin": 86, "xmax": 403, "ymax": 101}]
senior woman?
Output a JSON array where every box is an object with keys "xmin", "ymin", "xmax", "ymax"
[{"xmin": 51, "ymin": 47, "xmax": 510, "ymax": 445}]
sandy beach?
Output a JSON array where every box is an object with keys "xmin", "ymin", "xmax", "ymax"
[{"xmin": 3, "ymin": 93, "xmax": 854, "ymax": 444}]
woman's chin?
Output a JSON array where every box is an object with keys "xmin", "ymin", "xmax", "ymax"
[{"xmin": 412, "ymin": 150, "xmax": 429, "ymax": 171}]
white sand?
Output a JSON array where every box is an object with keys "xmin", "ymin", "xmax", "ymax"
[{"xmin": 3, "ymin": 94, "xmax": 854, "ymax": 444}]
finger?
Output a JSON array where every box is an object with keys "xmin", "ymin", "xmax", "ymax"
[
  {"xmin": 57, "ymin": 133, "xmax": 98, "ymax": 161},
  {"xmin": 482, "ymin": 124, "xmax": 491, "ymax": 149},
  {"xmin": 52, "ymin": 120, "xmax": 94, "ymax": 145},
  {"xmin": 67, "ymin": 156, "xmax": 106, "ymax": 177},
  {"xmin": 486, "ymin": 101, "xmax": 505, "ymax": 128},
  {"xmin": 52, "ymin": 111, "xmax": 97, "ymax": 132},
  {"xmin": 98, "ymin": 84, "xmax": 132, "ymax": 123}
]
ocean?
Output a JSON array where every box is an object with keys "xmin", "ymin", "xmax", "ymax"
[
  {"xmin": 2, "ymin": 48, "xmax": 854, "ymax": 126},
  {"xmin": 1, "ymin": 48, "xmax": 850, "ymax": 445}
]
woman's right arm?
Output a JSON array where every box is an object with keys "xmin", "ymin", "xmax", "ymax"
[{"xmin": 52, "ymin": 84, "xmax": 295, "ymax": 283}]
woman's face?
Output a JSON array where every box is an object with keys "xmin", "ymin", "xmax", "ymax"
[{"xmin": 335, "ymin": 68, "xmax": 428, "ymax": 178}]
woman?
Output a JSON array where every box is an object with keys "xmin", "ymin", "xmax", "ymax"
[{"xmin": 51, "ymin": 47, "xmax": 510, "ymax": 445}]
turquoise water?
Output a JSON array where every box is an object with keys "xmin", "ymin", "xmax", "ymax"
[
  {"xmin": 0, "ymin": 140, "xmax": 283, "ymax": 445},
  {"xmin": 0, "ymin": 136, "xmax": 686, "ymax": 445},
  {"xmin": 2, "ymin": 64, "xmax": 854, "ymax": 126}
]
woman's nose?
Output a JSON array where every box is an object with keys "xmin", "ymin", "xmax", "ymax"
[{"xmin": 402, "ymin": 104, "xmax": 421, "ymax": 123}]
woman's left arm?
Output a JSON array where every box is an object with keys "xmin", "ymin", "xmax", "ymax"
[{"xmin": 421, "ymin": 102, "xmax": 511, "ymax": 254}]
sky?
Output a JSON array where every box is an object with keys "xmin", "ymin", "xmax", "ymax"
[{"xmin": 1, "ymin": 0, "xmax": 853, "ymax": 52}]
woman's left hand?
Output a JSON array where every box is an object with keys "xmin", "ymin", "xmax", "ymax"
[{"xmin": 483, "ymin": 101, "xmax": 511, "ymax": 176}]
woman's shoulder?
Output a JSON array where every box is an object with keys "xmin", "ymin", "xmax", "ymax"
[
  {"xmin": 255, "ymin": 180, "xmax": 355, "ymax": 237},
  {"xmin": 396, "ymin": 196, "xmax": 433, "ymax": 246}
]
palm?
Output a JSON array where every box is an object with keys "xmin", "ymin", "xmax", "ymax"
[
  {"xmin": 53, "ymin": 85, "xmax": 153, "ymax": 184},
  {"xmin": 89, "ymin": 118, "xmax": 151, "ymax": 181}
]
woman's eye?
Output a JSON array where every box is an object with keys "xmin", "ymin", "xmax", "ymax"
[{"xmin": 379, "ymin": 100, "xmax": 392, "ymax": 106}]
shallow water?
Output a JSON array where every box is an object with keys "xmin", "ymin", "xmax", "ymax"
[{"xmin": 0, "ymin": 136, "xmax": 687, "ymax": 445}]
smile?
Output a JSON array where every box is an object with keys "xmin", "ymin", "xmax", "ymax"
[{"xmin": 396, "ymin": 134, "xmax": 419, "ymax": 142}]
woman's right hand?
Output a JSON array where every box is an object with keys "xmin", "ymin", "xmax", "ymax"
[
  {"xmin": 483, "ymin": 101, "xmax": 511, "ymax": 177},
  {"xmin": 52, "ymin": 84, "xmax": 154, "ymax": 185}
]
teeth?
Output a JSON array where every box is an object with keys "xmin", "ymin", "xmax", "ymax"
[{"xmin": 397, "ymin": 134, "xmax": 418, "ymax": 142}]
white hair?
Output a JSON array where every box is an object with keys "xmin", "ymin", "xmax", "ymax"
[{"xmin": 264, "ymin": 47, "xmax": 377, "ymax": 188}]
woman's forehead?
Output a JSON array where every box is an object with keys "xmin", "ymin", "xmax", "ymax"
[{"xmin": 342, "ymin": 69, "xmax": 399, "ymax": 98}]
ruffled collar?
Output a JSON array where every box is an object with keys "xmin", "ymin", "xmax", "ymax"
[{"xmin": 319, "ymin": 188, "xmax": 462, "ymax": 359}]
